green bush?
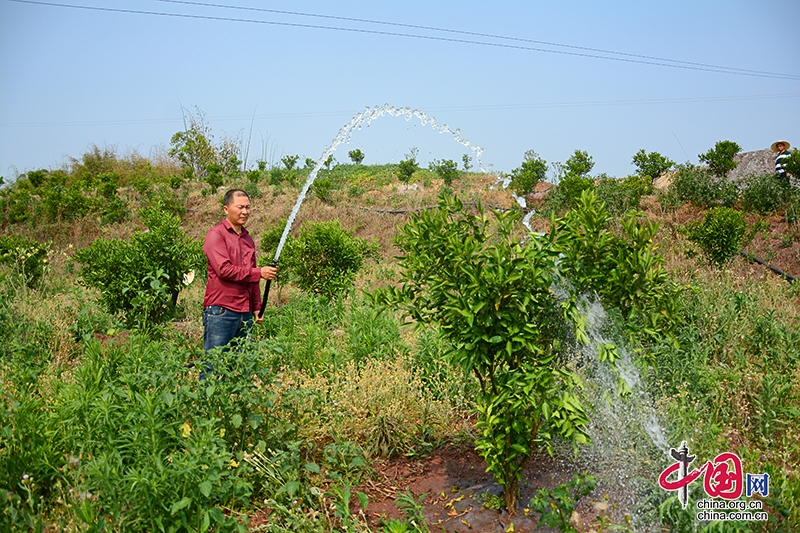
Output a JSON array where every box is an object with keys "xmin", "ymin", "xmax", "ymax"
[
  {"xmin": 0, "ymin": 234, "xmax": 50, "ymax": 287},
  {"xmin": 396, "ymin": 158, "xmax": 419, "ymax": 184},
  {"xmin": 277, "ymin": 219, "xmax": 376, "ymax": 300},
  {"xmin": 74, "ymin": 201, "xmax": 205, "ymax": 327},
  {"xmin": 429, "ymin": 159, "xmax": 460, "ymax": 187},
  {"xmin": 699, "ymin": 140, "xmax": 741, "ymax": 178},
  {"xmin": 671, "ymin": 164, "xmax": 738, "ymax": 208},
  {"xmin": 555, "ymin": 190, "xmax": 678, "ymax": 330},
  {"xmin": 740, "ymin": 172, "xmax": 791, "ymax": 215},
  {"xmin": 683, "ymin": 206, "xmax": 748, "ymax": 267},
  {"xmin": 594, "ymin": 174, "xmax": 652, "ymax": 215},
  {"xmin": 631, "ymin": 149, "xmax": 674, "ymax": 183},
  {"xmin": 543, "ymin": 175, "xmax": 595, "ymax": 214},
  {"xmin": 509, "ymin": 150, "xmax": 548, "ymax": 196},
  {"xmin": 348, "ymin": 149, "xmax": 365, "ymax": 165},
  {"xmin": 381, "ymin": 195, "xmax": 590, "ymax": 511}
]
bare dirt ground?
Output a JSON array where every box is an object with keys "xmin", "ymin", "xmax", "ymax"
[{"xmin": 355, "ymin": 443, "xmax": 630, "ymax": 533}]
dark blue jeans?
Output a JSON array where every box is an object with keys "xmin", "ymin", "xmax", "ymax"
[
  {"xmin": 203, "ymin": 305, "xmax": 253, "ymax": 352},
  {"xmin": 201, "ymin": 306, "xmax": 253, "ymax": 380}
]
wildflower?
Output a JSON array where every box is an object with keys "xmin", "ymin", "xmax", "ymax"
[
  {"xmin": 230, "ymin": 459, "xmax": 239, "ymax": 468},
  {"xmin": 180, "ymin": 422, "xmax": 192, "ymax": 438}
]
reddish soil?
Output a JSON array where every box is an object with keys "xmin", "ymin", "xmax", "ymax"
[{"xmin": 355, "ymin": 443, "xmax": 629, "ymax": 533}]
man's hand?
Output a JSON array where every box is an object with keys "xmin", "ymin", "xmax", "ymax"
[{"xmin": 260, "ymin": 265, "xmax": 278, "ymax": 280}]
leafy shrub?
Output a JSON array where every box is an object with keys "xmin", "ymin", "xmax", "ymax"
[
  {"xmin": 564, "ymin": 149, "xmax": 594, "ymax": 178},
  {"xmin": 348, "ymin": 149, "xmax": 365, "ymax": 165},
  {"xmin": 396, "ymin": 158, "xmax": 419, "ymax": 184},
  {"xmin": 529, "ymin": 473, "xmax": 597, "ymax": 533},
  {"xmin": 75, "ymin": 201, "xmax": 205, "ymax": 327},
  {"xmin": 312, "ymin": 176, "xmax": 336, "ymax": 204},
  {"xmin": 594, "ymin": 174, "xmax": 652, "ymax": 215},
  {"xmin": 555, "ymin": 190, "xmax": 678, "ymax": 328},
  {"xmin": 631, "ymin": 149, "xmax": 674, "ymax": 183},
  {"xmin": 699, "ymin": 140, "xmax": 741, "ymax": 178},
  {"xmin": 683, "ymin": 206, "xmax": 748, "ymax": 267},
  {"xmin": 0, "ymin": 234, "xmax": 50, "ymax": 287},
  {"xmin": 509, "ymin": 150, "xmax": 547, "ymax": 196},
  {"xmin": 670, "ymin": 164, "xmax": 738, "ymax": 208},
  {"xmin": 429, "ymin": 158, "xmax": 460, "ymax": 187},
  {"xmin": 278, "ymin": 219, "xmax": 376, "ymax": 300},
  {"xmin": 543, "ymin": 174, "xmax": 595, "ymax": 214},
  {"xmin": 381, "ymin": 195, "xmax": 590, "ymax": 511},
  {"xmin": 281, "ymin": 155, "xmax": 300, "ymax": 170},
  {"xmin": 740, "ymin": 172, "xmax": 791, "ymax": 215}
]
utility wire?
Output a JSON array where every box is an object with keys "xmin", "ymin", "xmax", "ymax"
[
  {"xmin": 8, "ymin": 0, "xmax": 800, "ymax": 81},
  {"xmin": 3, "ymin": 93, "xmax": 799, "ymax": 128},
  {"xmin": 154, "ymin": 0, "xmax": 797, "ymax": 80}
]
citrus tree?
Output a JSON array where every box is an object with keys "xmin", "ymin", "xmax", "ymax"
[{"xmin": 380, "ymin": 195, "xmax": 589, "ymax": 512}]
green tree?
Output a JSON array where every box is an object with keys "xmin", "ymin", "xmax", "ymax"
[
  {"xmin": 564, "ymin": 150, "xmax": 594, "ymax": 178},
  {"xmin": 699, "ymin": 140, "xmax": 741, "ymax": 178},
  {"xmin": 509, "ymin": 150, "xmax": 548, "ymax": 196},
  {"xmin": 169, "ymin": 108, "xmax": 216, "ymax": 181},
  {"xmin": 381, "ymin": 195, "xmax": 589, "ymax": 512},
  {"xmin": 631, "ymin": 149, "xmax": 674, "ymax": 183},
  {"xmin": 429, "ymin": 158, "xmax": 460, "ymax": 186},
  {"xmin": 281, "ymin": 155, "xmax": 300, "ymax": 170},
  {"xmin": 75, "ymin": 201, "xmax": 206, "ymax": 327},
  {"xmin": 275, "ymin": 219, "xmax": 376, "ymax": 300},
  {"xmin": 462, "ymin": 153, "xmax": 473, "ymax": 171},
  {"xmin": 397, "ymin": 159, "xmax": 418, "ymax": 183},
  {"xmin": 348, "ymin": 149, "xmax": 365, "ymax": 165}
]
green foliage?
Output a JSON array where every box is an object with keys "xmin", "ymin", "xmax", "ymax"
[
  {"xmin": 0, "ymin": 234, "xmax": 50, "ymax": 287},
  {"xmin": 594, "ymin": 174, "xmax": 652, "ymax": 215},
  {"xmin": 544, "ymin": 175, "xmax": 595, "ymax": 214},
  {"xmin": 671, "ymin": 164, "xmax": 739, "ymax": 208},
  {"xmin": 555, "ymin": 190, "xmax": 679, "ymax": 332},
  {"xmin": 631, "ymin": 149, "xmax": 674, "ymax": 183},
  {"xmin": 429, "ymin": 159, "xmax": 460, "ymax": 187},
  {"xmin": 699, "ymin": 140, "xmax": 741, "ymax": 178},
  {"xmin": 462, "ymin": 153, "xmax": 472, "ymax": 171},
  {"xmin": 683, "ymin": 207, "xmax": 748, "ymax": 267},
  {"xmin": 281, "ymin": 155, "xmax": 300, "ymax": 170},
  {"xmin": 381, "ymin": 195, "xmax": 589, "ymax": 510},
  {"xmin": 565, "ymin": 149, "xmax": 595, "ymax": 178},
  {"xmin": 274, "ymin": 219, "xmax": 376, "ymax": 300},
  {"xmin": 74, "ymin": 201, "xmax": 205, "ymax": 327},
  {"xmin": 529, "ymin": 473, "xmax": 597, "ymax": 533},
  {"xmin": 348, "ymin": 149, "xmax": 365, "ymax": 165},
  {"xmin": 397, "ymin": 158, "xmax": 419, "ymax": 184},
  {"xmin": 740, "ymin": 172, "xmax": 791, "ymax": 215},
  {"xmin": 311, "ymin": 176, "xmax": 336, "ymax": 204},
  {"xmin": 170, "ymin": 108, "xmax": 242, "ymax": 184},
  {"xmin": 509, "ymin": 150, "xmax": 548, "ymax": 196},
  {"xmin": 783, "ymin": 149, "xmax": 800, "ymax": 178}
]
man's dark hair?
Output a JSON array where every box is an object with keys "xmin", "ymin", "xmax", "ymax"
[{"xmin": 223, "ymin": 189, "xmax": 250, "ymax": 206}]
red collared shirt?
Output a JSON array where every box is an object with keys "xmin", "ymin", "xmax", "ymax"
[{"xmin": 203, "ymin": 219, "xmax": 262, "ymax": 312}]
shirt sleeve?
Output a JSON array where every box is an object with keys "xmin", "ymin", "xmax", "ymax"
[{"xmin": 204, "ymin": 227, "xmax": 262, "ymax": 283}]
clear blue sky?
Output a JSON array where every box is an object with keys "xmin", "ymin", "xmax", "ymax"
[{"xmin": 1, "ymin": 0, "xmax": 799, "ymax": 180}]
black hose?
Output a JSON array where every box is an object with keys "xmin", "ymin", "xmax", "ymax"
[
  {"xmin": 740, "ymin": 251, "xmax": 797, "ymax": 282},
  {"xmin": 257, "ymin": 261, "xmax": 278, "ymax": 319}
]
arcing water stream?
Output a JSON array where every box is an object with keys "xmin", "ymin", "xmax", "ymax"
[{"xmin": 270, "ymin": 104, "xmax": 489, "ymax": 263}]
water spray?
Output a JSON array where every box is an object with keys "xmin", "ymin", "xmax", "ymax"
[{"xmin": 257, "ymin": 104, "xmax": 488, "ymax": 318}]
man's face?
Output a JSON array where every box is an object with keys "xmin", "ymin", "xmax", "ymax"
[{"xmin": 224, "ymin": 193, "xmax": 251, "ymax": 228}]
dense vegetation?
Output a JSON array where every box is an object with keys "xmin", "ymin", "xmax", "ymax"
[{"xmin": 2, "ymin": 127, "xmax": 799, "ymax": 532}]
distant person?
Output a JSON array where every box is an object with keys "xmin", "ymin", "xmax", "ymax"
[
  {"xmin": 202, "ymin": 189, "xmax": 277, "ymax": 356},
  {"xmin": 771, "ymin": 140, "xmax": 792, "ymax": 184}
]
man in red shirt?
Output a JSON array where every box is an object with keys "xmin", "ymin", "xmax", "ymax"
[{"xmin": 202, "ymin": 189, "xmax": 277, "ymax": 353}]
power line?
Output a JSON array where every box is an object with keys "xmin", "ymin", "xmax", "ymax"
[
  {"xmin": 8, "ymin": 0, "xmax": 800, "ymax": 81},
  {"xmin": 3, "ymin": 93, "xmax": 799, "ymax": 128},
  {"xmin": 154, "ymin": 0, "xmax": 796, "ymax": 80}
]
